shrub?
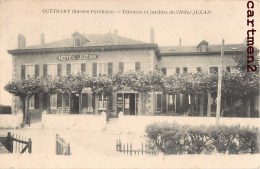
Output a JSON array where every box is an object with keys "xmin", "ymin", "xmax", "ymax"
[
  {"xmin": 0, "ymin": 105, "xmax": 12, "ymax": 114},
  {"xmin": 145, "ymin": 122, "xmax": 259, "ymax": 155}
]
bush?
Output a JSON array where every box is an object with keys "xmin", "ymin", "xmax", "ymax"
[
  {"xmin": 0, "ymin": 105, "xmax": 12, "ymax": 114},
  {"xmin": 145, "ymin": 122, "xmax": 259, "ymax": 155}
]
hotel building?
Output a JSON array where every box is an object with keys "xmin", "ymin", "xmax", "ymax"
[{"xmin": 7, "ymin": 30, "xmax": 259, "ymax": 117}]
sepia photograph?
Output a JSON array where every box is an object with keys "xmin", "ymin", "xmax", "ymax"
[{"xmin": 0, "ymin": 0, "xmax": 259, "ymax": 168}]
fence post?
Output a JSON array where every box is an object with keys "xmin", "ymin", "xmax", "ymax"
[
  {"xmin": 130, "ymin": 143, "xmax": 132, "ymax": 156},
  {"xmin": 5, "ymin": 132, "xmax": 13, "ymax": 153},
  {"xmin": 28, "ymin": 138, "xmax": 32, "ymax": 153},
  {"xmin": 56, "ymin": 134, "xmax": 58, "ymax": 155},
  {"xmin": 67, "ymin": 143, "xmax": 70, "ymax": 156}
]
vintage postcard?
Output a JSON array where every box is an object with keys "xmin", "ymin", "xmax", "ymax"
[{"xmin": 0, "ymin": 0, "xmax": 259, "ymax": 168}]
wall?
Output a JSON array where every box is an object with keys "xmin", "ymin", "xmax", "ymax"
[
  {"xmin": 42, "ymin": 111, "xmax": 106, "ymax": 131},
  {"xmin": 118, "ymin": 113, "xmax": 260, "ymax": 134},
  {"xmin": 0, "ymin": 111, "xmax": 23, "ymax": 129}
]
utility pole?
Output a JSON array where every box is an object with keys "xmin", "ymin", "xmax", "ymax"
[{"xmin": 216, "ymin": 39, "xmax": 224, "ymax": 123}]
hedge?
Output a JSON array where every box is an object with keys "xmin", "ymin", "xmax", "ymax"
[
  {"xmin": 145, "ymin": 122, "xmax": 259, "ymax": 155},
  {"xmin": 0, "ymin": 105, "xmax": 12, "ymax": 114}
]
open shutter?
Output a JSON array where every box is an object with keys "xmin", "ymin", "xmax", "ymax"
[
  {"xmin": 82, "ymin": 93, "xmax": 88, "ymax": 108},
  {"xmin": 81, "ymin": 63, "xmax": 86, "ymax": 73},
  {"xmin": 35, "ymin": 65, "xmax": 39, "ymax": 77},
  {"xmin": 108, "ymin": 62, "xmax": 113, "ymax": 75},
  {"xmin": 34, "ymin": 94, "xmax": 39, "ymax": 109},
  {"xmin": 119, "ymin": 62, "xmax": 124, "ymax": 73},
  {"xmin": 57, "ymin": 64, "xmax": 62, "ymax": 75},
  {"xmin": 21, "ymin": 65, "xmax": 26, "ymax": 79},
  {"xmin": 43, "ymin": 64, "xmax": 48, "ymax": 77},
  {"xmin": 135, "ymin": 62, "xmax": 141, "ymax": 71},
  {"xmin": 162, "ymin": 93, "xmax": 167, "ymax": 113},
  {"xmin": 162, "ymin": 67, "xmax": 167, "ymax": 75},
  {"xmin": 66, "ymin": 64, "xmax": 71, "ymax": 74},
  {"xmin": 57, "ymin": 93, "xmax": 62, "ymax": 107},
  {"xmin": 92, "ymin": 63, "xmax": 97, "ymax": 76},
  {"xmin": 156, "ymin": 94, "xmax": 162, "ymax": 111}
]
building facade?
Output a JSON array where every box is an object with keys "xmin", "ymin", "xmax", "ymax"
[{"xmin": 8, "ymin": 31, "xmax": 259, "ymax": 117}]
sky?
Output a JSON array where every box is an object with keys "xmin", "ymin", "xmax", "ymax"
[{"xmin": 0, "ymin": 0, "xmax": 259, "ymax": 105}]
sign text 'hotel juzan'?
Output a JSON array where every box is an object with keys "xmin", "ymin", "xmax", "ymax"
[{"xmin": 57, "ymin": 54, "xmax": 98, "ymax": 61}]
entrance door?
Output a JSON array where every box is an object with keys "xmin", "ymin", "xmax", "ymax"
[
  {"xmin": 71, "ymin": 94, "xmax": 79, "ymax": 114},
  {"xmin": 117, "ymin": 93, "xmax": 137, "ymax": 115}
]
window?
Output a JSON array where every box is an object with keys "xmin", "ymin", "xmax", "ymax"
[
  {"xmin": 226, "ymin": 66, "xmax": 231, "ymax": 72},
  {"xmin": 98, "ymin": 94, "xmax": 107, "ymax": 109},
  {"xmin": 50, "ymin": 94, "xmax": 57, "ymax": 109},
  {"xmin": 183, "ymin": 67, "xmax": 188, "ymax": 73},
  {"xmin": 74, "ymin": 38, "xmax": 81, "ymax": 47},
  {"xmin": 200, "ymin": 45, "xmax": 207, "ymax": 52},
  {"xmin": 29, "ymin": 96, "xmax": 34, "ymax": 109},
  {"xmin": 210, "ymin": 67, "xmax": 218, "ymax": 74},
  {"xmin": 156, "ymin": 94, "xmax": 162, "ymax": 111},
  {"xmin": 197, "ymin": 67, "xmax": 202, "ymax": 72},
  {"xmin": 124, "ymin": 62, "xmax": 135, "ymax": 72},
  {"xmin": 48, "ymin": 64, "xmax": 57, "ymax": 76},
  {"xmin": 188, "ymin": 67, "xmax": 197, "ymax": 73},
  {"xmin": 71, "ymin": 63, "xmax": 81, "ymax": 74},
  {"xmin": 176, "ymin": 67, "xmax": 180, "ymax": 74},
  {"xmin": 97, "ymin": 63, "xmax": 108, "ymax": 75}
]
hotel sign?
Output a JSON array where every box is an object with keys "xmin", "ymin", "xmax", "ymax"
[{"xmin": 57, "ymin": 54, "xmax": 98, "ymax": 61}]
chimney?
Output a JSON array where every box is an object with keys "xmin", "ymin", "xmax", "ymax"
[
  {"xmin": 41, "ymin": 34, "xmax": 45, "ymax": 46},
  {"xmin": 179, "ymin": 38, "xmax": 182, "ymax": 46},
  {"xmin": 18, "ymin": 34, "xmax": 26, "ymax": 49},
  {"xmin": 150, "ymin": 27, "xmax": 155, "ymax": 43},
  {"xmin": 113, "ymin": 30, "xmax": 118, "ymax": 45}
]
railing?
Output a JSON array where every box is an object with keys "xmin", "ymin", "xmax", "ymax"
[
  {"xmin": 0, "ymin": 132, "xmax": 32, "ymax": 153},
  {"xmin": 116, "ymin": 139, "xmax": 158, "ymax": 156},
  {"xmin": 56, "ymin": 134, "xmax": 70, "ymax": 155}
]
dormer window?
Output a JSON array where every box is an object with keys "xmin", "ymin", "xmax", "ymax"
[
  {"xmin": 74, "ymin": 37, "xmax": 81, "ymax": 47},
  {"xmin": 197, "ymin": 40, "xmax": 209, "ymax": 52},
  {"xmin": 200, "ymin": 45, "xmax": 207, "ymax": 52}
]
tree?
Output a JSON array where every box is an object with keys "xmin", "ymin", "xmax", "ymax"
[
  {"xmin": 121, "ymin": 70, "xmax": 164, "ymax": 115},
  {"xmin": 4, "ymin": 77, "xmax": 43, "ymax": 123},
  {"xmin": 69, "ymin": 72, "xmax": 91, "ymax": 114},
  {"xmin": 88, "ymin": 74, "xmax": 115, "ymax": 118}
]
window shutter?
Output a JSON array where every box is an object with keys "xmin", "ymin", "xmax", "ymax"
[
  {"xmin": 183, "ymin": 67, "xmax": 188, "ymax": 74},
  {"xmin": 135, "ymin": 62, "xmax": 141, "ymax": 71},
  {"xmin": 57, "ymin": 93, "xmax": 62, "ymax": 107},
  {"xmin": 162, "ymin": 93, "xmax": 167, "ymax": 113},
  {"xmin": 66, "ymin": 64, "xmax": 71, "ymax": 74},
  {"xmin": 92, "ymin": 62, "xmax": 97, "ymax": 76},
  {"xmin": 81, "ymin": 63, "xmax": 86, "ymax": 73},
  {"xmin": 108, "ymin": 62, "xmax": 113, "ymax": 75},
  {"xmin": 43, "ymin": 94, "xmax": 48, "ymax": 109},
  {"xmin": 108, "ymin": 95, "xmax": 113, "ymax": 111},
  {"xmin": 35, "ymin": 65, "xmax": 39, "ymax": 77},
  {"xmin": 82, "ymin": 93, "xmax": 88, "ymax": 108},
  {"xmin": 43, "ymin": 64, "xmax": 48, "ymax": 77},
  {"xmin": 92, "ymin": 95, "xmax": 95, "ymax": 109},
  {"xmin": 57, "ymin": 64, "xmax": 62, "ymax": 76},
  {"xmin": 119, "ymin": 62, "xmax": 124, "ymax": 73},
  {"xmin": 34, "ymin": 94, "xmax": 39, "ymax": 109},
  {"xmin": 162, "ymin": 67, "xmax": 167, "ymax": 75},
  {"xmin": 21, "ymin": 65, "xmax": 26, "ymax": 79}
]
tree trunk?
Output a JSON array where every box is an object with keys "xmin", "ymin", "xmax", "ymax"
[
  {"xmin": 62, "ymin": 94, "xmax": 66, "ymax": 114},
  {"xmin": 47, "ymin": 94, "xmax": 51, "ymax": 112},
  {"xmin": 106, "ymin": 95, "xmax": 109, "ymax": 121},
  {"xmin": 95, "ymin": 95, "xmax": 98, "ymax": 115},
  {"xmin": 207, "ymin": 90, "xmax": 211, "ymax": 117},
  {"xmin": 25, "ymin": 96, "xmax": 30, "ymax": 124},
  {"xmin": 246, "ymin": 96, "xmax": 251, "ymax": 117},
  {"xmin": 79, "ymin": 93, "xmax": 82, "ymax": 114},
  {"xmin": 143, "ymin": 92, "xmax": 147, "ymax": 115},
  {"xmin": 19, "ymin": 96, "xmax": 26, "ymax": 120},
  {"xmin": 138, "ymin": 93, "xmax": 143, "ymax": 115},
  {"xmin": 190, "ymin": 94, "xmax": 194, "ymax": 116},
  {"xmin": 199, "ymin": 94, "xmax": 204, "ymax": 117}
]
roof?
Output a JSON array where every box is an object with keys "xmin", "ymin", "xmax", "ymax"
[
  {"xmin": 160, "ymin": 43, "xmax": 247, "ymax": 55},
  {"xmin": 23, "ymin": 33, "xmax": 147, "ymax": 49}
]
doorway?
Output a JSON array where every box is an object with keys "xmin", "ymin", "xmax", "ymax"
[{"xmin": 117, "ymin": 93, "xmax": 138, "ymax": 115}]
